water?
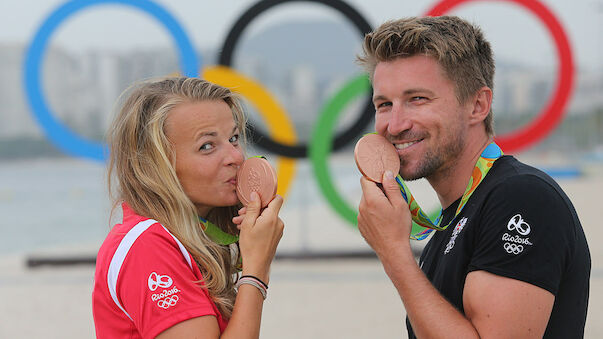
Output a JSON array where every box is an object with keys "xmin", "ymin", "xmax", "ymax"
[
  {"xmin": 0, "ymin": 158, "xmax": 111, "ymax": 255},
  {"xmin": 0, "ymin": 156, "xmax": 387, "ymax": 256}
]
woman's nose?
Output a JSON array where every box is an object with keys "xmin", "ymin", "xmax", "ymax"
[{"xmin": 226, "ymin": 143, "xmax": 244, "ymax": 166}]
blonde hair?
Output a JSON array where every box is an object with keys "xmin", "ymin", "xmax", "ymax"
[
  {"xmin": 107, "ymin": 77, "xmax": 247, "ymax": 318},
  {"xmin": 358, "ymin": 16, "xmax": 495, "ymax": 137}
]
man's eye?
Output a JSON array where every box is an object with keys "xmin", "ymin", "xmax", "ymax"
[
  {"xmin": 411, "ymin": 96, "xmax": 428, "ymax": 102},
  {"xmin": 377, "ymin": 102, "xmax": 392, "ymax": 108}
]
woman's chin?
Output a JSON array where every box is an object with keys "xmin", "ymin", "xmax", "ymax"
[
  {"xmin": 216, "ymin": 195, "xmax": 241, "ymax": 208},
  {"xmin": 196, "ymin": 196, "xmax": 240, "ymax": 215}
]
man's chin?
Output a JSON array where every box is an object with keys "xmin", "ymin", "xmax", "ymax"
[
  {"xmin": 398, "ymin": 168, "xmax": 423, "ymax": 181},
  {"xmin": 399, "ymin": 174, "xmax": 423, "ymax": 182}
]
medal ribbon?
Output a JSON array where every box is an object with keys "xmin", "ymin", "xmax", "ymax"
[
  {"xmin": 397, "ymin": 142, "xmax": 503, "ymax": 240},
  {"xmin": 199, "ymin": 216, "xmax": 242, "ymax": 270},
  {"xmin": 199, "ymin": 216, "xmax": 239, "ymax": 245}
]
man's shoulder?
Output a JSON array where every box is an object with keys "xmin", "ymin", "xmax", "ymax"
[
  {"xmin": 485, "ymin": 156, "xmax": 565, "ymax": 195},
  {"xmin": 490, "ymin": 155, "xmax": 550, "ymax": 179},
  {"xmin": 477, "ymin": 155, "xmax": 582, "ymax": 239}
]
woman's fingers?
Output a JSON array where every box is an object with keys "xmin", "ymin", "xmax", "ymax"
[
  {"xmin": 240, "ymin": 192, "xmax": 261, "ymax": 230},
  {"xmin": 232, "ymin": 214, "xmax": 244, "ymax": 225},
  {"xmin": 259, "ymin": 195, "xmax": 284, "ymax": 220}
]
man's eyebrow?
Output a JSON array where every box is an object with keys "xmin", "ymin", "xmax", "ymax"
[
  {"xmin": 373, "ymin": 88, "xmax": 436, "ymax": 103},
  {"xmin": 403, "ymin": 88, "xmax": 435, "ymax": 96},
  {"xmin": 372, "ymin": 94, "xmax": 388, "ymax": 103}
]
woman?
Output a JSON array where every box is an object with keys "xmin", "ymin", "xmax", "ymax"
[{"xmin": 92, "ymin": 77, "xmax": 284, "ymax": 338}]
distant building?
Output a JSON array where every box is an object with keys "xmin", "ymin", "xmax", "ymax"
[
  {"xmin": 0, "ymin": 43, "xmax": 41, "ymax": 139},
  {"xmin": 0, "ymin": 38, "xmax": 600, "ymax": 156}
]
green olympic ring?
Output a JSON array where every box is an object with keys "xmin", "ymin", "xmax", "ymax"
[{"xmin": 309, "ymin": 74, "xmax": 368, "ymax": 225}]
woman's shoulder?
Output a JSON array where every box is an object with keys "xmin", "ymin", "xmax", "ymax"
[{"xmin": 98, "ymin": 215, "xmax": 190, "ymax": 270}]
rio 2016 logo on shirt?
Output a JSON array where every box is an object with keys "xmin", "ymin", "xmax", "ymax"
[
  {"xmin": 148, "ymin": 272, "xmax": 173, "ymax": 291},
  {"xmin": 502, "ymin": 214, "xmax": 534, "ymax": 255},
  {"xmin": 148, "ymin": 272, "xmax": 181, "ymax": 309},
  {"xmin": 507, "ymin": 214, "xmax": 531, "ymax": 235}
]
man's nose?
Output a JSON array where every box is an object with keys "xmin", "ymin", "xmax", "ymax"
[{"xmin": 387, "ymin": 104, "xmax": 412, "ymax": 136}]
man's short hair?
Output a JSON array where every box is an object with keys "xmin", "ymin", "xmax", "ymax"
[{"xmin": 358, "ymin": 16, "xmax": 495, "ymax": 136}]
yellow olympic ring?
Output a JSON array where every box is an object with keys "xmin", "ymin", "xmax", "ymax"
[{"xmin": 203, "ymin": 65, "xmax": 297, "ymax": 198}]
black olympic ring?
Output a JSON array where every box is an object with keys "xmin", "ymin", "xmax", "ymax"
[{"xmin": 218, "ymin": 0, "xmax": 374, "ymax": 158}]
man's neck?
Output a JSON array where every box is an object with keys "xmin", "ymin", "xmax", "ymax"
[{"xmin": 427, "ymin": 137, "xmax": 492, "ymax": 209}]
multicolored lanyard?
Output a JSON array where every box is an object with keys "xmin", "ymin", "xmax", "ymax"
[{"xmin": 398, "ymin": 142, "xmax": 503, "ymax": 240}]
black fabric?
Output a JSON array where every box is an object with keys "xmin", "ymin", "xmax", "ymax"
[{"xmin": 406, "ymin": 156, "xmax": 590, "ymax": 338}]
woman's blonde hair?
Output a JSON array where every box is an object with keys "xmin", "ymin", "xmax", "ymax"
[{"xmin": 107, "ymin": 77, "xmax": 247, "ymax": 318}]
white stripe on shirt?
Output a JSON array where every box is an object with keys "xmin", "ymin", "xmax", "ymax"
[{"xmin": 106, "ymin": 219, "xmax": 195, "ymax": 321}]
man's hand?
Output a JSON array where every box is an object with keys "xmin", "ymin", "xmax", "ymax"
[{"xmin": 357, "ymin": 170, "xmax": 413, "ymax": 257}]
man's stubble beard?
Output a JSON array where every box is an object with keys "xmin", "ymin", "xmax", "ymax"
[{"xmin": 399, "ymin": 124, "xmax": 467, "ymax": 181}]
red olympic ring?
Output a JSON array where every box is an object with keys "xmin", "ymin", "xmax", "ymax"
[{"xmin": 425, "ymin": 0, "xmax": 574, "ymax": 153}]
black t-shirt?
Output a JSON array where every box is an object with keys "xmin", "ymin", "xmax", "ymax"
[{"xmin": 406, "ymin": 156, "xmax": 590, "ymax": 338}]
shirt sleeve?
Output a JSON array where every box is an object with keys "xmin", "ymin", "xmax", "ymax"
[
  {"xmin": 468, "ymin": 174, "xmax": 575, "ymax": 295},
  {"xmin": 116, "ymin": 224, "xmax": 219, "ymax": 338}
]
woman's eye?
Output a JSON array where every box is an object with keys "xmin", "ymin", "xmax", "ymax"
[
  {"xmin": 411, "ymin": 96, "xmax": 428, "ymax": 102},
  {"xmin": 200, "ymin": 143, "xmax": 213, "ymax": 151},
  {"xmin": 229, "ymin": 134, "xmax": 239, "ymax": 144}
]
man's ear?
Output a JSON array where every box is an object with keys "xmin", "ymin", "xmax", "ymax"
[{"xmin": 468, "ymin": 86, "xmax": 492, "ymax": 126}]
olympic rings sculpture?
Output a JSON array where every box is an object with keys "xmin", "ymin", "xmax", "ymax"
[{"xmin": 24, "ymin": 0, "xmax": 575, "ymax": 227}]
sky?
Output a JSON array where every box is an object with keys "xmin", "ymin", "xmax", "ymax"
[{"xmin": 0, "ymin": 0, "xmax": 601, "ymax": 70}]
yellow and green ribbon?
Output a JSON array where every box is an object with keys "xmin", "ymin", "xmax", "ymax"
[{"xmin": 400, "ymin": 142, "xmax": 503, "ymax": 240}]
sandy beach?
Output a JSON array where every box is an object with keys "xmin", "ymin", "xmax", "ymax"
[{"xmin": 1, "ymin": 174, "xmax": 601, "ymax": 338}]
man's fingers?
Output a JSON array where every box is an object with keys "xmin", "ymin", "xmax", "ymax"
[
  {"xmin": 360, "ymin": 176, "xmax": 387, "ymax": 204},
  {"xmin": 360, "ymin": 176, "xmax": 379, "ymax": 195},
  {"xmin": 381, "ymin": 171, "xmax": 405, "ymax": 208}
]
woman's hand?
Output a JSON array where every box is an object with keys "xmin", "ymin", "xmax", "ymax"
[{"xmin": 235, "ymin": 192, "xmax": 284, "ymax": 284}]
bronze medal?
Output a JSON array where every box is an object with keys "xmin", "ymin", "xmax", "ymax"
[
  {"xmin": 236, "ymin": 157, "xmax": 278, "ymax": 208},
  {"xmin": 354, "ymin": 134, "xmax": 400, "ymax": 183}
]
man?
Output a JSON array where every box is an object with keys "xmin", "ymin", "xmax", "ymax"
[{"xmin": 356, "ymin": 16, "xmax": 590, "ymax": 338}]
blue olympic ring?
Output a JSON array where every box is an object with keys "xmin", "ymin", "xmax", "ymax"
[{"xmin": 24, "ymin": 0, "xmax": 200, "ymax": 161}]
